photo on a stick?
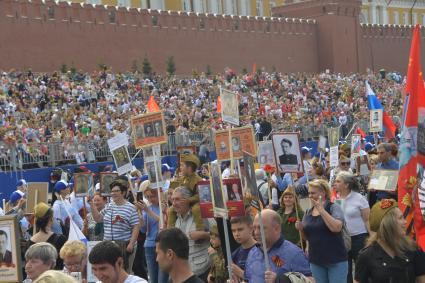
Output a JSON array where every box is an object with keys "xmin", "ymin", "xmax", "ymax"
[{"xmin": 272, "ymin": 133, "xmax": 303, "ymax": 173}]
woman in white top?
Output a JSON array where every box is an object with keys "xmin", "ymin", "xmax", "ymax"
[{"xmin": 334, "ymin": 171, "xmax": 370, "ymax": 283}]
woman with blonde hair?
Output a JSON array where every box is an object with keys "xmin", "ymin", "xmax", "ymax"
[
  {"xmin": 60, "ymin": 240, "xmax": 87, "ymax": 282},
  {"xmin": 296, "ymin": 179, "xmax": 348, "ymax": 283},
  {"xmin": 33, "ymin": 270, "xmax": 77, "ymax": 283},
  {"xmin": 277, "ymin": 186, "xmax": 304, "ymax": 247},
  {"xmin": 355, "ymin": 199, "xmax": 425, "ymax": 283}
]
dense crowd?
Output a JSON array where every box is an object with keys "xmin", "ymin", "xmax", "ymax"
[
  {"xmin": 0, "ymin": 69, "xmax": 404, "ymax": 166},
  {"xmin": 1, "ymin": 135, "xmax": 425, "ymax": 283}
]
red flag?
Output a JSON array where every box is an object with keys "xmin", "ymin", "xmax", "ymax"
[
  {"xmin": 355, "ymin": 127, "xmax": 366, "ymax": 138},
  {"xmin": 252, "ymin": 63, "xmax": 257, "ymax": 75},
  {"xmin": 383, "ymin": 112, "xmax": 397, "ymax": 139},
  {"xmin": 147, "ymin": 96, "xmax": 160, "ymax": 113},
  {"xmin": 216, "ymin": 96, "xmax": 221, "ymax": 113},
  {"xmin": 398, "ymin": 25, "xmax": 425, "ymax": 250}
]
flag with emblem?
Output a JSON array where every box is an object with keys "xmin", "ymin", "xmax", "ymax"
[{"xmin": 398, "ymin": 25, "xmax": 425, "ymax": 250}]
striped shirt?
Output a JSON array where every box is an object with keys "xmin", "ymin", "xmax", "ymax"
[{"xmin": 101, "ymin": 201, "xmax": 139, "ymax": 241}]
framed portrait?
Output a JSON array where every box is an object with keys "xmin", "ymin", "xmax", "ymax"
[
  {"xmin": 370, "ymin": 109, "xmax": 383, "ymax": 132},
  {"xmin": 131, "ymin": 111, "xmax": 167, "ymax": 149},
  {"xmin": 351, "ymin": 134, "xmax": 362, "ymax": 161},
  {"xmin": 243, "ymin": 152, "xmax": 261, "ymax": 209},
  {"xmin": 25, "ymin": 182, "xmax": 48, "ymax": 215},
  {"xmin": 214, "ymin": 126, "xmax": 256, "ymax": 160},
  {"xmin": 209, "ymin": 161, "xmax": 228, "ymax": 218},
  {"xmin": 356, "ymin": 155, "xmax": 371, "ymax": 176},
  {"xmin": 144, "ymin": 159, "xmax": 164, "ymax": 189},
  {"xmin": 257, "ymin": 141, "xmax": 276, "ymax": 169},
  {"xmin": 143, "ymin": 145, "xmax": 160, "ymax": 163},
  {"xmin": 272, "ymin": 133, "xmax": 303, "ymax": 173},
  {"xmin": 328, "ymin": 127, "xmax": 340, "ymax": 148},
  {"xmin": 100, "ymin": 172, "xmax": 118, "ymax": 196},
  {"xmin": 198, "ymin": 180, "xmax": 214, "ymax": 218},
  {"xmin": 318, "ymin": 135, "xmax": 327, "ymax": 152},
  {"xmin": 220, "ymin": 88, "xmax": 239, "ymax": 126},
  {"xmin": 0, "ymin": 215, "xmax": 22, "ymax": 282},
  {"xmin": 74, "ymin": 173, "xmax": 94, "ymax": 197},
  {"xmin": 223, "ymin": 178, "xmax": 245, "ymax": 217},
  {"xmin": 111, "ymin": 145, "xmax": 133, "ymax": 175},
  {"xmin": 368, "ymin": 169, "xmax": 399, "ymax": 191}
]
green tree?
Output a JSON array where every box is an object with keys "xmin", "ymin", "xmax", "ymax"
[
  {"xmin": 60, "ymin": 64, "xmax": 68, "ymax": 74},
  {"xmin": 166, "ymin": 56, "xmax": 176, "ymax": 75},
  {"xmin": 142, "ymin": 56, "xmax": 152, "ymax": 77}
]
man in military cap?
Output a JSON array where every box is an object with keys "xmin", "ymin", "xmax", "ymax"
[{"xmin": 167, "ymin": 154, "xmax": 204, "ymax": 230}]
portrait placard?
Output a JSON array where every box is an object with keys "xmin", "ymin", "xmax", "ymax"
[
  {"xmin": 318, "ymin": 135, "xmax": 327, "ymax": 152},
  {"xmin": 351, "ymin": 134, "xmax": 362, "ymax": 158},
  {"xmin": 198, "ymin": 180, "xmax": 213, "ymax": 218},
  {"xmin": 257, "ymin": 141, "xmax": 276, "ymax": 169},
  {"xmin": 0, "ymin": 216, "xmax": 22, "ymax": 282},
  {"xmin": 272, "ymin": 133, "xmax": 303, "ymax": 173},
  {"xmin": 25, "ymin": 182, "xmax": 48, "ymax": 214},
  {"xmin": 209, "ymin": 161, "xmax": 228, "ymax": 218},
  {"xmin": 220, "ymin": 88, "xmax": 239, "ymax": 126},
  {"xmin": 356, "ymin": 155, "xmax": 371, "ymax": 176},
  {"xmin": 223, "ymin": 178, "xmax": 245, "ymax": 217},
  {"xmin": 144, "ymin": 159, "xmax": 164, "ymax": 189},
  {"xmin": 214, "ymin": 126, "xmax": 256, "ymax": 160},
  {"xmin": 370, "ymin": 109, "xmax": 383, "ymax": 132},
  {"xmin": 328, "ymin": 127, "xmax": 340, "ymax": 148},
  {"xmin": 74, "ymin": 173, "xmax": 94, "ymax": 197},
  {"xmin": 368, "ymin": 169, "xmax": 399, "ymax": 191},
  {"xmin": 108, "ymin": 133, "xmax": 133, "ymax": 175},
  {"xmin": 131, "ymin": 111, "xmax": 167, "ymax": 149},
  {"xmin": 100, "ymin": 172, "xmax": 118, "ymax": 196}
]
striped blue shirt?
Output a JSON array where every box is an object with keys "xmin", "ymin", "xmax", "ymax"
[{"xmin": 101, "ymin": 201, "xmax": 139, "ymax": 241}]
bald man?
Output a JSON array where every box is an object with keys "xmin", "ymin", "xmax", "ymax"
[{"xmin": 244, "ymin": 209, "xmax": 311, "ymax": 283}]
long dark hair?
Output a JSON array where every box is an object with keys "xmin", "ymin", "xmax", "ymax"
[{"xmin": 36, "ymin": 208, "xmax": 54, "ymax": 233}]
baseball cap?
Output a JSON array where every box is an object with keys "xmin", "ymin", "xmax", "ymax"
[
  {"xmin": 301, "ymin": 147, "xmax": 312, "ymax": 155},
  {"xmin": 9, "ymin": 191, "xmax": 25, "ymax": 204},
  {"xmin": 161, "ymin": 164, "xmax": 174, "ymax": 174},
  {"xmin": 16, "ymin": 179, "xmax": 27, "ymax": 187},
  {"xmin": 54, "ymin": 180, "xmax": 69, "ymax": 193}
]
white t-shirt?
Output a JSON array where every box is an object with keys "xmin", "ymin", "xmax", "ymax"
[
  {"xmin": 97, "ymin": 275, "xmax": 147, "ymax": 283},
  {"xmin": 340, "ymin": 191, "xmax": 369, "ymax": 236}
]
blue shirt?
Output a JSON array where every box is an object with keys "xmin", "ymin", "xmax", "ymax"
[
  {"xmin": 232, "ymin": 244, "xmax": 255, "ymax": 280},
  {"xmin": 142, "ymin": 205, "xmax": 160, "ymax": 248},
  {"xmin": 376, "ymin": 159, "xmax": 399, "ymax": 200},
  {"xmin": 244, "ymin": 237, "xmax": 311, "ymax": 282}
]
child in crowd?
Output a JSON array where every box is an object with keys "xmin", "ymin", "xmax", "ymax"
[
  {"xmin": 208, "ymin": 225, "xmax": 228, "ymax": 283},
  {"xmin": 230, "ymin": 215, "xmax": 257, "ymax": 282}
]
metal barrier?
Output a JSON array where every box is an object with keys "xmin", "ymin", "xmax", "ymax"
[{"xmin": 0, "ymin": 120, "xmax": 369, "ymax": 171}]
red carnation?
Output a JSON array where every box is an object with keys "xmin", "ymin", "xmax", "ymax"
[
  {"xmin": 264, "ymin": 164, "xmax": 275, "ymax": 175},
  {"xmin": 287, "ymin": 217, "xmax": 297, "ymax": 223}
]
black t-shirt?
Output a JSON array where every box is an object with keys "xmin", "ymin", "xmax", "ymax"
[
  {"xmin": 355, "ymin": 242, "xmax": 425, "ymax": 283},
  {"xmin": 180, "ymin": 275, "xmax": 204, "ymax": 283}
]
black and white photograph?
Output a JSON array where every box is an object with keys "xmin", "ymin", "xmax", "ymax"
[
  {"xmin": 272, "ymin": 133, "xmax": 303, "ymax": 173},
  {"xmin": 111, "ymin": 144, "xmax": 132, "ymax": 175},
  {"xmin": 0, "ymin": 216, "xmax": 22, "ymax": 282},
  {"xmin": 231, "ymin": 136, "xmax": 241, "ymax": 152},
  {"xmin": 144, "ymin": 122, "xmax": 155, "ymax": 137},
  {"xmin": 257, "ymin": 141, "xmax": 276, "ymax": 169},
  {"xmin": 318, "ymin": 135, "xmax": 327, "ymax": 152},
  {"xmin": 225, "ymin": 179, "xmax": 243, "ymax": 201},
  {"xmin": 154, "ymin": 120, "xmax": 164, "ymax": 137},
  {"xmin": 209, "ymin": 161, "xmax": 227, "ymax": 217},
  {"xmin": 370, "ymin": 109, "xmax": 383, "ymax": 132},
  {"xmin": 145, "ymin": 159, "xmax": 163, "ymax": 188},
  {"xmin": 134, "ymin": 124, "xmax": 144, "ymax": 140}
]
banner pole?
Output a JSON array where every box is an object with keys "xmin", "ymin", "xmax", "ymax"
[
  {"xmin": 222, "ymin": 217, "xmax": 233, "ymax": 280},
  {"xmin": 152, "ymin": 146, "xmax": 164, "ymax": 229}
]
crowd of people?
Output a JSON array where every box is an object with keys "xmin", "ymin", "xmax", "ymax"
[
  {"xmin": 0, "ymin": 68, "xmax": 404, "ymax": 168},
  {"xmin": 1, "ymin": 68, "xmax": 423, "ymax": 283},
  {"xmin": 1, "ymin": 134, "xmax": 425, "ymax": 282}
]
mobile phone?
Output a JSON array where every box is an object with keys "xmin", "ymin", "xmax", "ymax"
[{"xmin": 137, "ymin": 191, "xmax": 144, "ymax": 202}]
